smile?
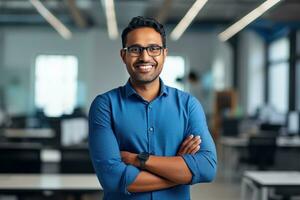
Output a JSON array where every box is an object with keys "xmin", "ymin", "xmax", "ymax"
[{"xmin": 135, "ymin": 64, "xmax": 154, "ymax": 72}]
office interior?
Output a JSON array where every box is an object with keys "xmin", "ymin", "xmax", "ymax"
[{"xmin": 0, "ymin": 0, "xmax": 300, "ymax": 199}]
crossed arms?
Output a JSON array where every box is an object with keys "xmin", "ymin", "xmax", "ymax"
[
  {"xmin": 121, "ymin": 135, "xmax": 202, "ymax": 192},
  {"xmin": 89, "ymin": 95, "xmax": 217, "ymax": 195}
]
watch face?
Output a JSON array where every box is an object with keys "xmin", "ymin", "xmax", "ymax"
[{"xmin": 138, "ymin": 152, "xmax": 149, "ymax": 161}]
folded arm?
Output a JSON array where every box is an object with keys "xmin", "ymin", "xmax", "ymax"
[
  {"xmin": 122, "ymin": 96, "xmax": 217, "ymax": 185},
  {"xmin": 127, "ymin": 171, "xmax": 177, "ymax": 192},
  {"xmin": 122, "ymin": 135, "xmax": 202, "ymax": 184},
  {"xmin": 89, "ymin": 95, "xmax": 179, "ymax": 194}
]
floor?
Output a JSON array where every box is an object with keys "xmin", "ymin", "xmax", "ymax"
[
  {"xmin": 191, "ymin": 176, "xmax": 240, "ymax": 200},
  {"xmin": 189, "ymin": 141, "xmax": 243, "ymax": 200}
]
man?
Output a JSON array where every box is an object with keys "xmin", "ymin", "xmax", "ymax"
[{"xmin": 89, "ymin": 16, "xmax": 217, "ymax": 200}]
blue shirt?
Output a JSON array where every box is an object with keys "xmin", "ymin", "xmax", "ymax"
[{"xmin": 89, "ymin": 80, "xmax": 217, "ymax": 200}]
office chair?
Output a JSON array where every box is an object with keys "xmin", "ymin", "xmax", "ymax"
[
  {"xmin": 0, "ymin": 147, "xmax": 41, "ymax": 173},
  {"xmin": 239, "ymin": 135, "xmax": 277, "ymax": 170},
  {"xmin": 260, "ymin": 123, "xmax": 282, "ymax": 132},
  {"xmin": 220, "ymin": 117, "xmax": 241, "ymax": 136},
  {"xmin": 60, "ymin": 147, "xmax": 94, "ymax": 174}
]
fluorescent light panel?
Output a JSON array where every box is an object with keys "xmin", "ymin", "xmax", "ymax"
[
  {"xmin": 170, "ymin": 0, "xmax": 208, "ymax": 41},
  {"xmin": 218, "ymin": 0, "xmax": 282, "ymax": 42},
  {"xmin": 30, "ymin": 0, "xmax": 72, "ymax": 40},
  {"xmin": 103, "ymin": 0, "xmax": 118, "ymax": 40}
]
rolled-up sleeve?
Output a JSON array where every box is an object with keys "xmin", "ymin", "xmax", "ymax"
[
  {"xmin": 88, "ymin": 95, "xmax": 140, "ymax": 194},
  {"xmin": 182, "ymin": 96, "xmax": 217, "ymax": 184}
]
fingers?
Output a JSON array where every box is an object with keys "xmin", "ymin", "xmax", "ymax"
[
  {"xmin": 190, "ymin": 146, "xmax": 200, "ymax": 155},
  {"xmin": 178, "ymin": 135, "xmax": 201, "ymax": 156},
  {"xmin": 190, "ymin": 142, "xmax": 201, "ymax": 154},
  {"xmin": 182, "ymin": 136, "xmax": 201, "ymax": 155},
  {"xmin": 178, "ymin": 134, "xmax": 194, "ymax": 154},
  {"xmin": 181, "ymin": 134, "xmax": 195, "ymax": 147}
]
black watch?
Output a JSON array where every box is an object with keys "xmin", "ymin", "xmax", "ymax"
[{"xmin": 137, "ymin": 152, "xmax": 150, "ymax": 169}]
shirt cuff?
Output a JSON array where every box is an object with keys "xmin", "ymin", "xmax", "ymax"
[
  {"xmin": 121, "ymin": 164, "xmax": 140, "ymax": 195},
  {"xmin": 181, "ymin": 154, "xmax": 200, "ymax": 185}
]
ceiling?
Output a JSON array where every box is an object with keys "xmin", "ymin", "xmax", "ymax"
[{"xmin": 0, "ymin": 0, "xmax": 299, "ymax": 30}]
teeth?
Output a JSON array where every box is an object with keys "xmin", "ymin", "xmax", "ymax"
[{"xmin": 139, "ymin": 65, "xmax": 152, "ymax": 70}]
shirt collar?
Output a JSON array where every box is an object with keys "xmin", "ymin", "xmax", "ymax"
[{"xmin": 124, "ymin": 78, "xmax": 169, "ymax": 98}]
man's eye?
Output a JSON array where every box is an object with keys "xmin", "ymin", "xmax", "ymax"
[
  {"xmin": 149, "ymin": 46, "xmax": 160, "ymax": 52},
  {"xmin": 129, "ymin": 47, "xmax": 141, "ymax": 53}
]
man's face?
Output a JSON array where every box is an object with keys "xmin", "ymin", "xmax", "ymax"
[{"xmin": 121, "ymin": 27, "xmax": 168, "ymax": 85}]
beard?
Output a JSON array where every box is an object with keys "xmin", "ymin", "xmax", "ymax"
[
  {"xmin": 131, "ymin": 71, "xmax": 161, "ymax": 84},
  {"xmin": 128, "ymin": 60, "xmax": 162, "ymax": 85}
]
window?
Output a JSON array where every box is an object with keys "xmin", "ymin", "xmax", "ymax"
[
  {"xmin": 247, "ymin": 36, "xmax": 265, "ymax": 115},
  {"xmin": 35, "ymin": 55, "xmax": 78, "ymax": 117},
  {"xmin": 297, "ymin": 61, "xmax": 300, "ymax": 111},
  {"xmin": 160, "ymin": 56, "xmax": 185, "ymax": 90},
  {"xmin": 297, "ymin": 31, "xmax": 300, "ymax": 111},
  {"xmin": 269, "ymin": 38, "xmax": 289, "ymax": 62},
  {"xmin": 268, "ymin": 62, "xmax": 289, "ymax": 113},
  {"xmin": 268, "ymin": 38, "xmax": 290, "ymax": 114},
  {"xmin": 212, "ymin": 58, "xmax": 225, "ymax": 90}
]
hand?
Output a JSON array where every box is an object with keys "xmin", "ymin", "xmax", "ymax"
[
  {"xmin": 177, "ymin": 135, "xmax": 201, "ymax": 156},
  {"xmin": 120, "ymin": 151, "xmax": 139, "ymax": 167}
]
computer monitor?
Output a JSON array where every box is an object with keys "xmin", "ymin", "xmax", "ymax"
[
  {"xmin": 287, "ymin": 111, "xmax": 300, "ymax": 135},
  {"xmin": 61, "ymin": 117, "xmax": 88, "ymax": 146},
  {"xmin": 221, "ymin": 117, "xmax": 240, "ymax": 136},
  {"xmin": 259, "ymin": 123, "xmax": 282, "ymax": 132}
]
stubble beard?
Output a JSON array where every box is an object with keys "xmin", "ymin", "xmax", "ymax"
[{"xmin": 132, "ymin": 66, "xmax": 162, "ymax": 85}]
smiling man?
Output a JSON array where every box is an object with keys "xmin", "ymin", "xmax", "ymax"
[{"xmin": 89, "ymin": 16, "xmax": 217, "ymax": 200}]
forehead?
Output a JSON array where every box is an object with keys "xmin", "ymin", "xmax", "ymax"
[{"xmin": 126, "ymin": 27, "xmax": 163, "ymax": 46}]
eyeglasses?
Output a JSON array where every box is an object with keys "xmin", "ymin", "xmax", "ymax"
[{"xmin": 123, "ymin": 45, "xmax": 164, "ymax": 57}]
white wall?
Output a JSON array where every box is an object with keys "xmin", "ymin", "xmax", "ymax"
[
  {"xmin": 166, "ymin": 29, "xmax": 233, "ymax": 114},
  {"xmin": 1, "ymin": 27, "xmax": 128, "ymax": 114},
  {"xmin": 0, "ymin": 26, "xmax": 232, "ymax": 115},
  {"xmin": 238, "ymin": 31, "xmax": 265, "ymax": 115}
]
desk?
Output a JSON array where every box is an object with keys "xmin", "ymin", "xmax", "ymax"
[
  {"xmin": 220, "ymin": 136, "xmax": 300, "ymax": 180},
  {"xmin": 241, "ymin": 171, "xmax": 300, "ymax": 200},
  {"xmin": 220, "ymin": 136, "xmax": 300, "ymax": 148},
  {"xmin": 277, "ymin": 136, "xmax": 300, "ymax": 147},
  {"xmin": 0, "ymin": 174, "xmax": 102, "ymax": 195},
  {"xmin": 219, "ymin": 136, "xmax": 248, "ymax": 180},
  {"xmin": 2, "ymin": 128, "xmax": 55, "ymax": 139}
]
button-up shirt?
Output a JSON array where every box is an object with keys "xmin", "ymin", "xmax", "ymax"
[{"xmin": 89, "ymin": 79, "xmax": 217, "ymax": 200}]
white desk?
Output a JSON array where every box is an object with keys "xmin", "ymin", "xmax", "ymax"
[
  {"xmin": 220, "ymin": 136, "xmax": 300, "ymax": 148},
  {"xmin": 0, "ymin": 174, "xmax": 102, "ymax": 192},
  {"xmin": 241, "ymin": 171, "xmax": 300, "ymax": 200},
  {"xmin": 219, "ymin": 136, "xmax": 248, "ymax": 180},
  {"xmin": 3, "ymin": 128, "xmax": 55, "ymax": 139},
  {"xmin": 220, "ymin": 136, "xmax": 300, "ymax": 181},
  {"xmin": 277, "ymin": 136, "xmax": 300, "ymax": 147}
]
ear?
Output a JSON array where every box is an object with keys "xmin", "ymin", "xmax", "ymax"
[
  {"xmin": 120, "ymin": 49, "xmax": 126, "ymax": 64},
  {"xmin": 163, "ymin": 48, "xmax": 168, "ymax": 57}
]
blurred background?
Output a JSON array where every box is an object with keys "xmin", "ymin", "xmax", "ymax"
[{"xmin": 0, "ymin": 0, "xmax": 299, "ymax": 199}]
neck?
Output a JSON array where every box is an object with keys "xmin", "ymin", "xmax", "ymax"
[{"xmin": 130, "ymin": 78, "xmax": 160, "ymax": 102}]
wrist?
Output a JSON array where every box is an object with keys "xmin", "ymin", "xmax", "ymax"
[
  {"xmin": 134, "ymin": 154, "xmax": 140, "ymax": 167},
  {"xmin": 137, "ymin": 152, "xmax": 150, "ymax": 169}
]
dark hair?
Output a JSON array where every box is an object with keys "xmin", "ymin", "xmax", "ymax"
[{"xmin": 121, "ymin": 16, "xmax": 166, "ymax": 48}]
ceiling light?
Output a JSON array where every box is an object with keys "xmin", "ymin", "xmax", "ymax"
[
  {"xmin": 218, "ymin": 0, "xmax": 282, "ymax": 42},
  {"xmin": 102, "ymin": 0, "xmax": 118, "ymax": 40},
  {"xmin": 30, "ymin": 0, "xmax": 72, "ymax": 40},
  {"xmin": 170, "ymin": 0, "xmax": 208, "ymax": 41}
]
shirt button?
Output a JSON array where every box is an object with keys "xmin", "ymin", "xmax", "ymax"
[
  {"xmin": 148, "ymin": 105, "xmax": 152, "ymax": 109},
  {"xmin": 149, "ymin": 127, "xmax": 154, "ymax": 132}
]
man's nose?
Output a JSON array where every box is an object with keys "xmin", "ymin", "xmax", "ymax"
[{"xmin": 139, "ymin": 49, "xmax": 151, "ymax": 61}]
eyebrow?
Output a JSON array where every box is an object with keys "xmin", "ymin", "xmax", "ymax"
[{"xmin": 128, "ymin": 43, "xmax": 163, "ymax": 47}]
